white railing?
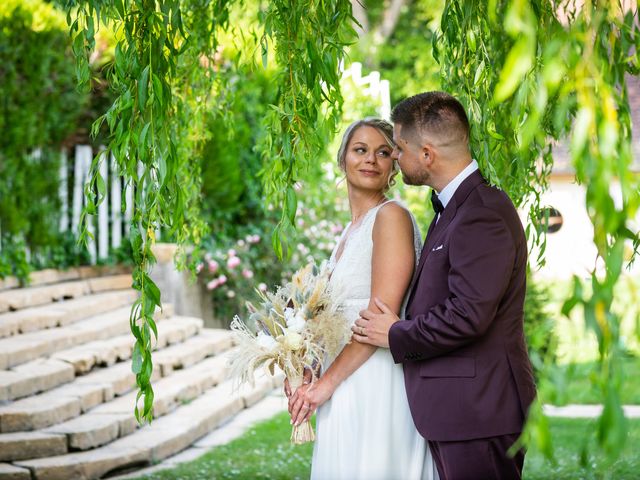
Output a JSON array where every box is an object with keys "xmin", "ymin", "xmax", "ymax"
[
  {"xmin": 0, "ymin": 146, "xmax": 134, "ymax": 264},
  {"xmin": 62, "ymin": 145, "xmax": 133, "ymax": 264}
]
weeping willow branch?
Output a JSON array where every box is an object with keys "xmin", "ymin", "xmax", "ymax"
[
  {"xmin": 66, "ymin": 0, "xmax": 355, "ymax": 422},
  {"xmin": 67, "ymin": 0, "xmax": 231, "ymax": 422},
  {"xmin": 259, "ymin": 0, "xmax": 357, "ymax": 259}
]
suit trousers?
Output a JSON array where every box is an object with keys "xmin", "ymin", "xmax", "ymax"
[{"xmin": 428, "ymin": 433, "xmax": 524, "ymax": 480}]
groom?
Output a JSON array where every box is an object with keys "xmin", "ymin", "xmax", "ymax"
[{"xmin": 353, "ymin": 92, "xmax": 536, "ymax": 479}]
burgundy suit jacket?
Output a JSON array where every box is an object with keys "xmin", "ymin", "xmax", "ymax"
[{"xmin": 389, "ymin": 170, "xmax": 536, "ymax": 442}]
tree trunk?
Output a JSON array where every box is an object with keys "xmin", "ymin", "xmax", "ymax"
[
  {"xmin": 351, "ymin": 0, "xmax": 370, "ymax": 37},
  {"xmin": 375, "ymin": 0, "xmax": 407, "ymax": 42}
]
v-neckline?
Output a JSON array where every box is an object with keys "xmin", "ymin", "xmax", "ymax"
[{"xmin": 331, "ymin": 199, "xmax": 393, "ymax": 268}]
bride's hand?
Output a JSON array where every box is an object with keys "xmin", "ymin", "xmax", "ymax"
[
  {"xmin": 284, "ymin": 368, "xmax": 313, "ymax": 398},
  {"xmin": 289, "ymin": 378, "xmax": 335, "ymax": 427}
]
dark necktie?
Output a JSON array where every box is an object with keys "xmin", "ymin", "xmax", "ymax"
[{"xmin": 431, "ymin": 190, "xmax": 444, "ymax": 215}]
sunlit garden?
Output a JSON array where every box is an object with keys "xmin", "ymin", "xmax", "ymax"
[{"xmin": 1, "ymin": 0, "xmax": 639, "ymax": 479}]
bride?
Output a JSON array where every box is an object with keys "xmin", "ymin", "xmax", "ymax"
[{"xmin": 286, "ymin": 118, "xmax": 438, "ymax": 480}]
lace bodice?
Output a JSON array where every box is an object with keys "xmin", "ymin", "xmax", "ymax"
[{"xmin": 327, "ymin": 199, "xmax": 423, "ymax": 320}]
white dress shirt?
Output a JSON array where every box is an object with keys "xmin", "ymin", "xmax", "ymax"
[
  {"xmin": 437, "ymin": 159, "xmax": 479, "ymax": 209},
  {"xmin": 434, "ymin": 160, "xmax": 479, "ymax": 222}
]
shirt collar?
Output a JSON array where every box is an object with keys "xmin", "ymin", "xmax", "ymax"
[{"xmin": 436, "ymin": 160, "xmax": 479, "ymax": 209}]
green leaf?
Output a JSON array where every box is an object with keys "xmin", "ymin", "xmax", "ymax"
[
  {"xmin": 138, "ymin": 66, "xmax": 150, "ymax": 111},
  {"xmin": 285, "ymin": 186, "xmax": 297, "ymax": 225},
  {"xmin": 494, "ymin": 39, "xmax": 533, "ymax": 102},
  {"xmin": 139, "ymin": 122, "xmax": 151, "ymax": 149},
  {"xmin": 143, "ymin": 275, "xmax": 162, "ymax": 307},
  {"xmin": 132, "ymin": 342, "xmax": 142, "ymax": 374},
  {"xmin": 152, "ymin": 74, "xmax": 163, "ymax": 107}
]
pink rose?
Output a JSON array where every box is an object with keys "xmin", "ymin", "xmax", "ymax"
[
  {"xmin": 249, "ymin": 234, "xmax": 261, "ymax": 244},
  {"xmin": 228, "ymin": 249, "xmax": 237, "ymax": 257},
  {"xmin": 227, "ymin": 256, "xmax": 241, "ymax": 269},
  {"xmin": 242, "ymin": 269, "xmax": 254, "ymax": 279},
  {"xmin": 195, "ymin": 263, "xmax": 204, "ymax": 274},
  {"xmin": 218, "ymin": 275, "xmax": 228, "ymax": 285},
  {"xmin": 208, "ymin": 260, "xmax": 219, "ymax": 273},
  {"xmin": 206, "ymin": 279, "xmax": 219, "ymax": 290},
  {"xmin": 258, "ymin": 282, "xmax": 267, "ymax": 292}
]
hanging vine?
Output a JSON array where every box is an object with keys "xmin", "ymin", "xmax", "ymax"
[
  {"xmin": 66, "ymin": 0, "xmax": 354, "ymax": 423},
  {"xmin": 259, "ymin": 0, "xmax": 357, "ymax": 258}
]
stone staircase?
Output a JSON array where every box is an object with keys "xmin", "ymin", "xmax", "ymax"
[{"xmin": 0, "ymin": 267, "xmax": 278, "ymax": 480}]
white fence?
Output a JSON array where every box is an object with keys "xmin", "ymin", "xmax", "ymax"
[
  {"xmin": 0, "ymin": 146, "xmax": 128, "ymax": 264},
  {"xmin": 61, "ymin": 145, "xmax": 138, "ymax": 264}
]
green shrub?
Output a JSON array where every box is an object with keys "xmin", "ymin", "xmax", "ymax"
[
  {"xmin": 0, "ymin": 0, "xmax": 115, "ymax": 280},
  {"xmin": 0, "ymin": 0, "xmax": 86, "ymax": 278}
]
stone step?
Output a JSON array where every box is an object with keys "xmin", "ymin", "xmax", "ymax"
[
  {"xmin": 0, "ymin": 463, "xmax": 30, "ymax": 480},
  {"xmin": 0, "ymin": 360, "xmax": 75, "ymax": 404},
  {"xmin": 0, "ymin": 266, "xmax": 133, "ymax": 293},
  {"xmin": 0, "ymin": 343, "xmax": 235, "ymax": 461},
  {"xmin": 0, "ymin": 274, "xmax": 132, "ymax": 314},
  {"xmin": 153, "ymin": 327, "xmax": 233, "ymax": 376},
  {"xmin": 51, "ymin": 315, "xmax": 200, "ymax": 375},
  {"xmin": 90, "ymin": 347, "xmax": 232, "ymax": 418},
  {"xmin": 0, "ymin": 431, "xmax": 67, "ymax": 462},
  {"xmin": 13, "ymin": 374, "xmax": 278, "ymax": 480},
  {"xmin": 87, "ymin": 275, "xmax": 132, "ymax": 294},
  {"xmin": 0, "ymin": 303, "xmax": 172, "ymax": 374},
  {"xmin": 0, "ymin": 289, "xmax": 138, "ymax": 339},
  {"xmin": 0, "ymin": 329, "xmax": 234, "ymax": 433}
]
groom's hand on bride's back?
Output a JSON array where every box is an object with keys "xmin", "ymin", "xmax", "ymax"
[{"xmin": 353, "ymin": 298, "xmax": 400, "ymax": 349}]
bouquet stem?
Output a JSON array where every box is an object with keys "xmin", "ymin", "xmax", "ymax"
[{"xmin": 289, "ymin": 374, "xmax": 315, "ymax": 445}]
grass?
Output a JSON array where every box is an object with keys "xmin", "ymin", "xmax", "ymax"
[
  {"xmin": 523, "ymin": 418, "xmax": 640, "ymax": 480},
  {"xmin": 131, "ymin": 414, "xmax": 640, "ymax": 480},
  {"xmin": 133, "ymin": 413, "xmax": 314, "ymax": 480}
]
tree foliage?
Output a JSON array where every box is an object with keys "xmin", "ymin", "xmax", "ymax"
[
  {"xmin": 434, "ymin": 0, "xmax": 640, "ymax": 460},
  {"xmin": 0, "ymin": 0, "xmax": 95, "ymax": 280},
  {"xmin": 66, "ymin": 0, "xmax": 356, "ymax": 422}
]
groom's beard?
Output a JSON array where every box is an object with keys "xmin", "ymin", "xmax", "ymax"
[{"xmin": 402, "ymin": 170, "xmax": 430, "ymax": 186}]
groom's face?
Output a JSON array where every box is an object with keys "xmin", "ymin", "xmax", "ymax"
[{"xmin": 392, "ymin": 124, "xmax": 430, "ymax": 186}]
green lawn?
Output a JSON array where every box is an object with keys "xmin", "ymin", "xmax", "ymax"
[
  {"xmin": 132, "ymin": 413, "xmax": 640, "ymax": 480},
  {"xmin": 523, "ymin": 417, "xmax": 640, "ymax": 480}
]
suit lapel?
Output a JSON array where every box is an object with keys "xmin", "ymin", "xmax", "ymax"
[
  {"xmin": 407, "ymin": 217, "xmax": 437, "ymax": 298},
  {"xmin": 407, "ymin": 171, "xmax": 487, "ymax": 304}
]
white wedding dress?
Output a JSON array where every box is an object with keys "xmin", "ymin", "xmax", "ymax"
[{"xmin": 310, "ymin": 200, "xmax": 439, "ymax": 480}]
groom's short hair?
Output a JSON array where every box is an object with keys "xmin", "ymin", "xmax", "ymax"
[{"xmin": 391, "ymin": 92, "xmax": 470, "ymax": 147}]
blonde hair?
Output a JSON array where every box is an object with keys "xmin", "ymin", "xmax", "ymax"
[{"xmin": 336, "ymin": 118, "xmax": 399, "ymax": 189}]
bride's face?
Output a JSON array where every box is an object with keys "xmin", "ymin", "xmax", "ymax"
[{"xmin": 343, "ymin": 126, "xmax": 394, "ymax": 193}]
